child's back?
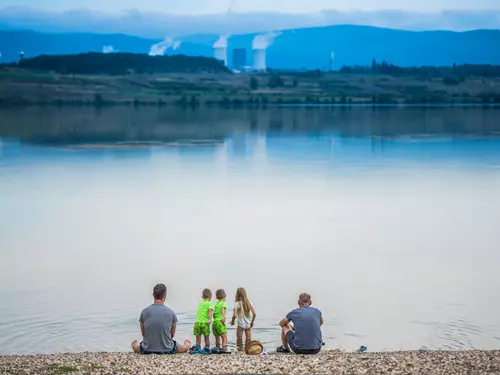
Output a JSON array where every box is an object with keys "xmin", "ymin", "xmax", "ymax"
[
  {"xmin": 193, "ymin": 288, "xmax": 213, "ymax": 349},
  {"xmin": 213, "ymin": 289, "xmax": 228, "ymax": 350},
  {"xmin": 196, "ymin": 299, "xmax": 213, "ymax": 324},
  {"xmin": 234, "ymin": 299, "xmax": 254, "ymax": 328},
  {"xmin": 231, "ymin": 287, "xmax": 257, "ymax": 351}
]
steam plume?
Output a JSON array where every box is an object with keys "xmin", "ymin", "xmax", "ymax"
[
  {"xmin": 252, "ymin": 31, "xmax": 281, "ymax": 50},
  {"xmin": 149, "ymin": 37, "xmax": 182, "ymax": 56},
  {"xmin": 102, "ymin": 45, "xmax": 116, "ymax": 53},
  {"xmin": 213, "ymin": 34, "xmax": 231, "ymax": 48}
]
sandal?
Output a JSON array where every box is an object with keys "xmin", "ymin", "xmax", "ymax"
[
  {"xmin": 276, "ymin": 345, "xmax": 291, "ymax": 353},
  {"xmin": 189, "ymin": 345, "xmax": 201, "ymax": 354}
]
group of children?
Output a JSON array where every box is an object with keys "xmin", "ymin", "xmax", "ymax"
[{"xmin": 194, "ymin": 287, "xmax": 256, "ymax": 351}]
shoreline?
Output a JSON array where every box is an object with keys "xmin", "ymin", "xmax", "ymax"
[
  {"xmin": 2, "ymin": 69, "xmax": 500, "ymax": 108},
  {"xmin": 1, "ymin": 350, "xmax": 499, "ymax": 375},
  {"xmin": 2, "ymin": 102, "xmax": 500, "ymax": 109}
]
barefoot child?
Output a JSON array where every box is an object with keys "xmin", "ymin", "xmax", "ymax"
[
  {"xmin": 213, "ymin": 289, "xmax": 228, "ymax": 350},
  {"xmin": 193, "ymin": 288, "xmax": 213, "ymax": 350},
  {"xmin": 230, "ymin": 287, "xmax": 256, "ymax": 351}
]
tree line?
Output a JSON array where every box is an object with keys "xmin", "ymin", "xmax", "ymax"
[
  {"xmin": 340, "ymin": 60, "xmax": 500, "ymax": 79},
  {"xmin": 10, "ymin": 53, "xmax": 231, "ymax": 75}
]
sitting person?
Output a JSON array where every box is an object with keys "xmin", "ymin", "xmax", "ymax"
[
  {"xmin": 131, "ymin": 283, "xmax": 191, "ymax": 354},
  {"xmin": 277, "ymin": 292, "xmax": 323, "ymax": 354}
]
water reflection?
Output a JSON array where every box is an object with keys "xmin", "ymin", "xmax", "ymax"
[{"xmin": 0, "ymin": 107, "xmax": 499, "ymax": 355}]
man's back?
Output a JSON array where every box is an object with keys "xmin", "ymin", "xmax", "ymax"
[
  {"xmin": 140, "ymin": 303, "xmax": 177, "ymax": 353},
  {"xmin": 286, "ymin": 306, "xmax": 322, "ymax": 350}
]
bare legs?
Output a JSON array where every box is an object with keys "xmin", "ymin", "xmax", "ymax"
[
  {"xmin": 236, "ymin": 327, "xmax": 252, "ymax": 351},
  {"xmin": 215, "ymin": 333, "xmax": 227, "ymax": 351},
  {"xmin": 236, "ymin": 327, "xmax": 243, "ymax": 351},
  {"xmin": 204, "ymin": 335, "xmax": 210, "ymax": 349},
  {"xmin": 221, "ymin": 333, "xmax": 227, "ymax": 351},
  {"xmin": 196, "ymin": 335, "xmax": 210, "ymax": 349},
  {"xmin": 281, "ymin": 324, "xmax": 293, "ymax": 349},
  {"xmin": 245, "ymin": 328, "xmax": 252, "ymax": 347},
  {"xmin": 215, "ymin": 335, "xmax": 221, "ymax": 348}
]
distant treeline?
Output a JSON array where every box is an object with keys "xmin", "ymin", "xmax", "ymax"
[
  {"xmin": 339, "ymin": 60, "xmax": 500, "ymax": 79},
  {"xmin": 9, "ymin": 53, "xmax": 231, "ymax": 75}
]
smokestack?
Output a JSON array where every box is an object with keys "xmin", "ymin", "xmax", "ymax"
[
  {"xmin": 213, "ymin": 35, "xmax": 230, "ymax": 66},
  {"xmin": 213, "ymin": 47, "xmax": 228, "ymax": 66},
  {"xmin": 251, "ymin": 31, "xmax": 281, "ymax": 72},
  {"xmin": 252, "ymin": 49, "xmax": 266, "ymax": 72}
]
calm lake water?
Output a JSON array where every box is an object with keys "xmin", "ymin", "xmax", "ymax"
[{"xmin": 1, "ymin": 106, "xmax": 500, "ymax": 355}]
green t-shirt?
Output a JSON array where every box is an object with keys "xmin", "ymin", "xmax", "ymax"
[
  {"xmin": 213, "ymin": 300, "xmax": 227, "ymax": 321},
  {"xmin": 196, "ymin": 300, "xmax": 214, "ymax": 323}
]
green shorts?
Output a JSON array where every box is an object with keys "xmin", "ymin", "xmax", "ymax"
[
  {"xmin": 212, "ymin": 320, "xmax": 227, "ymax": 336},
  {"xmin": 193, "ymin": 322, "xmax": 210, "ymax": 337}
]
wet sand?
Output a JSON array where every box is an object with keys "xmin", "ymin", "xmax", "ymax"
[{"xmin": 1, "ymin": 350, "xmax": 499, "ymax": 375}]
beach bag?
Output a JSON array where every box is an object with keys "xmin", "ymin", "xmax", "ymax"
[{"xmin": 245, "ymin": 340, "xmax": 264, "ymax": 355}]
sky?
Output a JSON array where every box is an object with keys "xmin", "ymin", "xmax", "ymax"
[
  {"xmin": 0, "ymin": 0, "xmax": 499, "ymax": 36},
  {"xmin": 1, "ymin": 0, "xmax": 500, "ymax": 13}
]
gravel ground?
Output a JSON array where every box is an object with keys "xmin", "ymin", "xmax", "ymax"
[{"xmin": 1, "ymin": 350, "xmax": 499, "ymax": 375}]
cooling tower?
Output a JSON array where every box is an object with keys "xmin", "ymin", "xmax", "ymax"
[
  {"xmin": 213, "ymin": 47, "xmax": 228, "ymax": 66},
  {"xmin": 252, "ymin": 49, "xmax": 266, "ymax": 71}
]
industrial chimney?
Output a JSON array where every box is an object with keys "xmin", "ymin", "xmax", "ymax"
[
  {"xmin": 252, "ymin": 49, "xmax": 266, "ymax": 72},
  {"xmin": 213, "ymin": 47, "xmax": 228, "ymax": 66}
]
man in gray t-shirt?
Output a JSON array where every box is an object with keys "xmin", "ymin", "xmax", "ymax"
[
  {"xmin": 277, "ymin": 293, "xmax": 323, "ymax": 354},
  {"xmin": 131, "ymin": 284, "xmax": 191, "ymax": 354}
]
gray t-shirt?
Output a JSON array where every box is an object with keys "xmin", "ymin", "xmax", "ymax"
[
  {"xmin": 286, "ymin": 306, "xmax": 322, "ymax": 350},
  {"xmin": 139, "ymin": 303, "xmax": 178, "ymax": 353}
]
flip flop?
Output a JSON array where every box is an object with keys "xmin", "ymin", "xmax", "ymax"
[
  {"xmin": 201, "ymin": 347, "xmax": 211, "ymax": 355},
  {"xmin": 189, "ymin": 345, "xmax": 202, "ymax": 354}
]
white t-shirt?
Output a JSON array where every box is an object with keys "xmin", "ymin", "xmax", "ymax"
[{"xmin": 234, "ymin": 300, "xmax": 254, "ymax": 325}]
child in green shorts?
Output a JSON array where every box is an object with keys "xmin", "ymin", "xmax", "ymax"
[
  {"xmin": 194, "ymin": 288, "xmax": 213, "ymax": 349},
  {"xmin": 213, "ymin": 289, "xmax": 228, "ymax": 350}
]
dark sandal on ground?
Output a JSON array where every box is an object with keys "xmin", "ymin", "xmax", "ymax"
[
  {"xmin": 276, "ymin": 345, "xmax": 291, "ymax": 353},
  {"xmin": 189, "ymin": 345, "xmax": 201, "ymax": 354}
]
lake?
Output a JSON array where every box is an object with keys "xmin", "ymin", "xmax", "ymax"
[{"xmin": 0, "ymin": 106, "xmax": 499, "ymax": 355}]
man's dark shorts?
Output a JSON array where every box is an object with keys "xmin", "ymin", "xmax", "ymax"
[
  {"xmin": 285, "ymin": 331, "xmax": 321, "ymax": 355},
  {"xmin": 140, "ymin": 340, "xmax": 178, "ymax": 355}
]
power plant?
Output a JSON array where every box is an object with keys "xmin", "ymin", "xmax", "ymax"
[
  {"xmin": 213, "ymin": 46, "xmax": 228, "ymax": 66},
  {"xmin": 252, "ymin": 49, "xmax": 266, "ymax": 72},
  {"xmin": 232, "ymin": 48, "xmax": 247, "ymax": 70}
]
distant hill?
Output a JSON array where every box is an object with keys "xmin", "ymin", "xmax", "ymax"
[
  {"xmin": 1, "ymin": 26, "xmax": 500, "ymax": 69},
  {"xmin": 0, "ymin": 30, "xmax": 211, "ymax": 64},
  {"xmin": 224, "ymin": 26, "xmax": 500, "ymax": 69}
]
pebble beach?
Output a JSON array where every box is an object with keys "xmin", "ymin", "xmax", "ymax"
[{"xmin": 1, "ymin": 350, "xmax": 499, "ymax": 375}]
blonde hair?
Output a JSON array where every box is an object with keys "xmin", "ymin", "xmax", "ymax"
[{"xmin": 235, "ymin": 287, "xmax": 251, "ymax": 317}]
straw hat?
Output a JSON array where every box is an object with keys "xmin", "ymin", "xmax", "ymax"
[{"xmin": 245, "ymin": 340, "xmax": 264, "ymax": 355}]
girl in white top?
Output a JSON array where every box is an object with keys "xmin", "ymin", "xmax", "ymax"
[{"xmin": 230, "ymin": 287, "xmax": 257, "ymax": 351}]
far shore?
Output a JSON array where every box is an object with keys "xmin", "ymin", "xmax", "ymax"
[
  {"xmin": 2, "ymin": 68, "xmax": 500, "ymax": 108},
  {"xmin": 1, "ymin": 350, "xmax": 499, "ymax": 375}
]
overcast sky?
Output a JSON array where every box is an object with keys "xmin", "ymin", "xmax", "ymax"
[{"xmin": 1, "ymin": 0, "xmax": 500, "ymax": 13}]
